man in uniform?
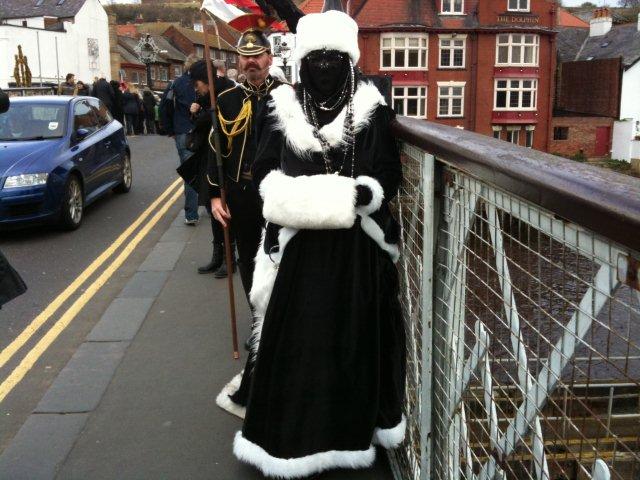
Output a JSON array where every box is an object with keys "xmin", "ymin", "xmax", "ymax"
[{"xmin": 208, "ymin": 28, "xmax": 285, "ymax": 304}]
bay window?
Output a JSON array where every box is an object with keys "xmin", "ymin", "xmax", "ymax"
[{"xmin": 494, "ymin": 79, "xmax": 537, "ymax": 110}]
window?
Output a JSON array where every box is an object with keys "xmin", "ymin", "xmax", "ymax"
[
  {"xmin": 506, "ymin": 127, "xmax": 520, "ymax": 144},
  {"xmin": 88, "ymin": 98, "xmax": 112, "ymax": 127},
  {"xmin": 441, "ymin": 0, "xmax": 463, "ymax": 14},
  {"xmin": 174, "ymin": 65, "xmax": 182, "ymax": 78},
  {"xmin": 439, "ymin": 35, "xmax": 466, "ymax": 68},
  {"xmin": 220, "ymin": 51, "xmax": 227, "ymax": 60},
  {"xmin": 380, "ymin": 33, "xmax": 428, "ymax": 70},
  {"xmin": 150, "ymin": 66, "xmax": 156, "ymax": 81},
  {"xmin": 438, "ymin": 82, "xmax": 465, "ymax": 117},
  {"xmin": 196, "ymin": 46, "xmax": 204, "ymax": 57},
  {"xmin": 73, "ymin": 100, "xmax": 99, "ymax": 134},
  {"xmin": 508, "ymin": 0, "xmax": 529, "ymax": 11},
  {"xmin": 525, "ymin": 126, "xmax": 535, "ymax": 148},
  {"xmin": 492, "ymin": 126, "xmax": 502, "ymax": 139},
  {"xmin": 160, "ymin": 67, "xmax": 168, "ymax": 82},
  {"xmin": 553, "ymin": 127, "xmax": 569, "ymax": 140},
  {"xmin": 393, "ymin": 87, "xmax": 427, "ymax": 118},
  {"xmin": 494, "ymin": 79, "xmax": 537, "ymax": 110},
  {"xmin": 496, "ymin": 34, "xmax": 539, "ymax": 66},
  {"xmin": 131, "ymin": 71, "xmax": 140, "ymax": 84}
]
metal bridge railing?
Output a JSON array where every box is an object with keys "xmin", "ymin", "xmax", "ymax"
[{"xmin": 388, "ymin": 117, "xmax": 640, "ymax": 480}]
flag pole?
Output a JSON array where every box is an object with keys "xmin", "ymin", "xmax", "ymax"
[{"xmin": 201, "ymin": 8, "xmax": 240, "ymax": 360}]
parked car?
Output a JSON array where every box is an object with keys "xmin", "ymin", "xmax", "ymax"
[{"xmin": 0, "ymin": 96, "xmax": 131, "ymax": 230}]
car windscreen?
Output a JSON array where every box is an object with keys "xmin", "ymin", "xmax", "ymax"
[{"xmin": 0, "ymin": 103, "xmax": 67, "ymax": 141}]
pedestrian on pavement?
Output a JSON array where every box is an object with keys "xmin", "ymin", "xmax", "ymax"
[
  {"xmin": 75, "ymin": 81, "xmax": 90, "ymax": 96},
  {"xmin": 219, "ymin": 11, "xmax": 406, "ymax": 478},
  {"xmin": 58, "ymin": 73, "xmax": 76, "ymax": 96},
  {"xmin": 91, "ymin": 74, "xmax": 115, "ymax": 116},
  {"xmin": 109, "ymin": 80, "xmax": 125, "ymax": 125},
  {"xmin": 167, "ymin": 55, "xmax": 200, "ymax": 226},
  {"xmin": 121, "ymin": 85, "xmax": 138, "ymax": 136},
  {"xmin": 187, "ymin": 60, "xmax": 237, "ymax": 277},
  {"xmin": 130, "ymin": 85, "xmax": 145, "ymax": 135},
  {"xmin": 142, "ymin": 88, "xmax": 157, "ymax": 134}
]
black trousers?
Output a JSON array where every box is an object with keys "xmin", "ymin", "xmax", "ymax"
[
  {"xmin": 205, "ymin": 202, "xmax": 225, "ymax": 248},
  {"xmin": 225, "ymin": 179, "xmax": 263, "ymax": 301},
  {"xmin": 144, "ymin": 112, "xmax": 155, "ymax": 134}
]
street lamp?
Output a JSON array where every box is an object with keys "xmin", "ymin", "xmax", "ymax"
[
  {"xmin": 134, "ymin": 34, "xmax": 160, "ymax": 89},
  {"xmin": 279, "ymin": 40, "xmax": 291, "ymax": 82}
]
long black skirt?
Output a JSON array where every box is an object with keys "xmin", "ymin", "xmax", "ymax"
[{"xmin": 233, "ymin": 221, "xmax": 406, "ymax": 478}]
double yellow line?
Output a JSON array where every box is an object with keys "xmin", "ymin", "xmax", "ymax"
[{"xmin": 0, "ymin": 178, "xmax": 183, "ymax": 403}]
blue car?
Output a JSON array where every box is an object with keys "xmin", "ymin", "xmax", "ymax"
[{"xmin": 0, "ymin": 96, "xmax": 131, "ymax": 230}]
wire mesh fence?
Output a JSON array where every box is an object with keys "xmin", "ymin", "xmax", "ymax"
[{"xmin": 390, "ymin": 142, "xmax": 640, "ymax": 480}]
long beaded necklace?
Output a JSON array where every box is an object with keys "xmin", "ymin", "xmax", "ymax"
[{"xmin": 302, "ymin": 62, "xmax": 357, "ymax": 178}]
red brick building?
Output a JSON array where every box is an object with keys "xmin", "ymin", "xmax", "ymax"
[{"xmin": 302, "ymin": 0, "xmax": 558, "ymax": 151}]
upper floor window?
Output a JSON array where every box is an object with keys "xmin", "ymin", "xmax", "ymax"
[
  {"xmin": 392, "ymin": 86, "xmax": 427, "ymax": 118},
  {"xmin": 508, "ymin": 0, "xmax": 530, "ymax": 11},
  {"xmin": 439, "ymin": 35, "xmax": 466, "ymax": 68},
  {"xmin": 441, "ymin": 0, "xmax": 463, "ymax": 14},
  {"xmin": 438, "ymin": 82, "xmax": 465, "ymax": 117},
  {"xmin": 496, "ymin": 34, "xmax": 539, "ymax": 66},
  {"xmin": 494, "ymin": 79, "xmax": 537, "ymax": 110},
  {"xmin": 380, "ymin": 33, "xmax": 428, "ymax": 70}
]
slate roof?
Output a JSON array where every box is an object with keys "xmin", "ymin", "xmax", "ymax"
[
  {"xmin": 0, "ymin": 0, "xmax": 86, "ymax": 20},
  {"xmin": 118, "ymin": 34, "xmax": 186, "ymax": 65},
  {"xmin": 170, "ymin": 25, "xmax": 237, "ymax": 51},
  {"xmin": 558, "ymin": 23, "xmax": 640, "ymax": 68}
]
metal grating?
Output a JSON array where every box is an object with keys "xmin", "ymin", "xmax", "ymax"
[{"xmin": 388, "ymin": 144, "xmax": 640, "ymax": 480}]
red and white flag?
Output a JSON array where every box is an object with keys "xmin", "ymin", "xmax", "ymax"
[{"xmin": 201, "ymin": 0, "xmax": 261, "ymax": 23}]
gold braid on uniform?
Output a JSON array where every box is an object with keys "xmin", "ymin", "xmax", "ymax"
[{"xmin": 214, "ymin": 99, "xmax": 253, "ymax": 156}]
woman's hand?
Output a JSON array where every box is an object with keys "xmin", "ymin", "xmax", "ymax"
[{"xmin": 190, "ymin": 103, "xmax": 201, "ymax": 114}]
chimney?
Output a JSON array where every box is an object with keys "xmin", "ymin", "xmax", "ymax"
[{"xmin": 589, "ymin": 7, "xmax": 612, "ymax": 37}]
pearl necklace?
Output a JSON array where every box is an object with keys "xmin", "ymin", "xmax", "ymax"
[{"xmin": 302, "ymin": 62, "xmax": 356, "ymax": 177}]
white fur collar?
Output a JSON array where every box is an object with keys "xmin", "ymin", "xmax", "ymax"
[{"xmin": 268, "ymin": 81, "xmax": 385, "ymax": 157}]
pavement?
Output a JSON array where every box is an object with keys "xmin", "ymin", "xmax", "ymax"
[{"xmin": 0, "ymin": 209, "xmax": 395, "ymax": 479}]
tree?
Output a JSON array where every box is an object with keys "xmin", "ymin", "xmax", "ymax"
[
  {"xmin": 580, "ymin": 2, "xmax": 597, "ymax": 8},
  {"xmin": 618, "ymin": 0, "xmax": 640, "ymax": 7}
]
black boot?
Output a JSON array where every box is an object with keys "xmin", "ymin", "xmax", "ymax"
[
  {"xmin": 214, "ymin": 247, "xmax": 236, "ymax": 279},
  {"xmin": 197, "ymin": 243, "xmax": 223, "ymax": 274}
]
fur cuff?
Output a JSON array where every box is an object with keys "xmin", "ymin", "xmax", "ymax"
[
  {"xmin": 260, "ymin": 170, "xmax": 357, "ymax": 230},
  {"xmin": 355, "ymin": 176, "xmax": 384, "ymax": 216},
  {"xmin": 215, "ymin": 373, "xmax": 246, "ymax": 419},
  {"xmin": 372, "ymin": 415, "xmax": 406, "ymax": 449},
  {"xmin": 234, "ymin": 432, "xmax": 376, "ymax": 479}
]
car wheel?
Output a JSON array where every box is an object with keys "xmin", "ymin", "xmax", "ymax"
[
  {"xmin": 114, "ymin": 153, "xmax": 132, "ymax": 193},
  {"xmin": 60, "ymin": 174, "xmax": 83, "ymax": 230}
]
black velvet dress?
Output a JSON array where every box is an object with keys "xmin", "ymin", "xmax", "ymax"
[{"xmin": 219, "ymin": 81, "xmax": 406, "ymax": 478}]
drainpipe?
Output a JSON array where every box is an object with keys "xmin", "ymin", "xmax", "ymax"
[
  {"xmin": 469, "ymin": 31, "xmax": 478, "ymax": 132},
  {"xmin": 545, "ymin": 4, "xmax": 557, "ymax": 152},
  {"xmin": 36, "ymin": 30, "xmax": 43, "ymax": 86}
]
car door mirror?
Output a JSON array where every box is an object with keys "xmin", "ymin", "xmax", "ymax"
[{"xmin": 73, "ymin": 128, "xmax": 90, "ymax": 143}]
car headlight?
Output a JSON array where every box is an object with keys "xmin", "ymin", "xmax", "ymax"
[{"xmin": 3, "ymin": 173, "xmax": 49, "ymax": 189}]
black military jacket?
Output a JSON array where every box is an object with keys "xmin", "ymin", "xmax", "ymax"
[{"xmin": 207, "ymin": 76, "xmax": 284, "ymax": 197}]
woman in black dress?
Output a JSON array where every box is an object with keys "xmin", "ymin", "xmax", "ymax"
[{"xmin": 218, "ymin": 10, "xmax": 406, "ymax": 478}]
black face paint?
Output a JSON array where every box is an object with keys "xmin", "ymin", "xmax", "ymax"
[{"xmin": 300, "ymin": 50, "xmax": 350, "ymax": 101}]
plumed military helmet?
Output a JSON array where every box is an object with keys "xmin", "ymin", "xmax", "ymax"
[{"xmin": 237, "ymin": 29, "xmax": 271, "ymax": 56}]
